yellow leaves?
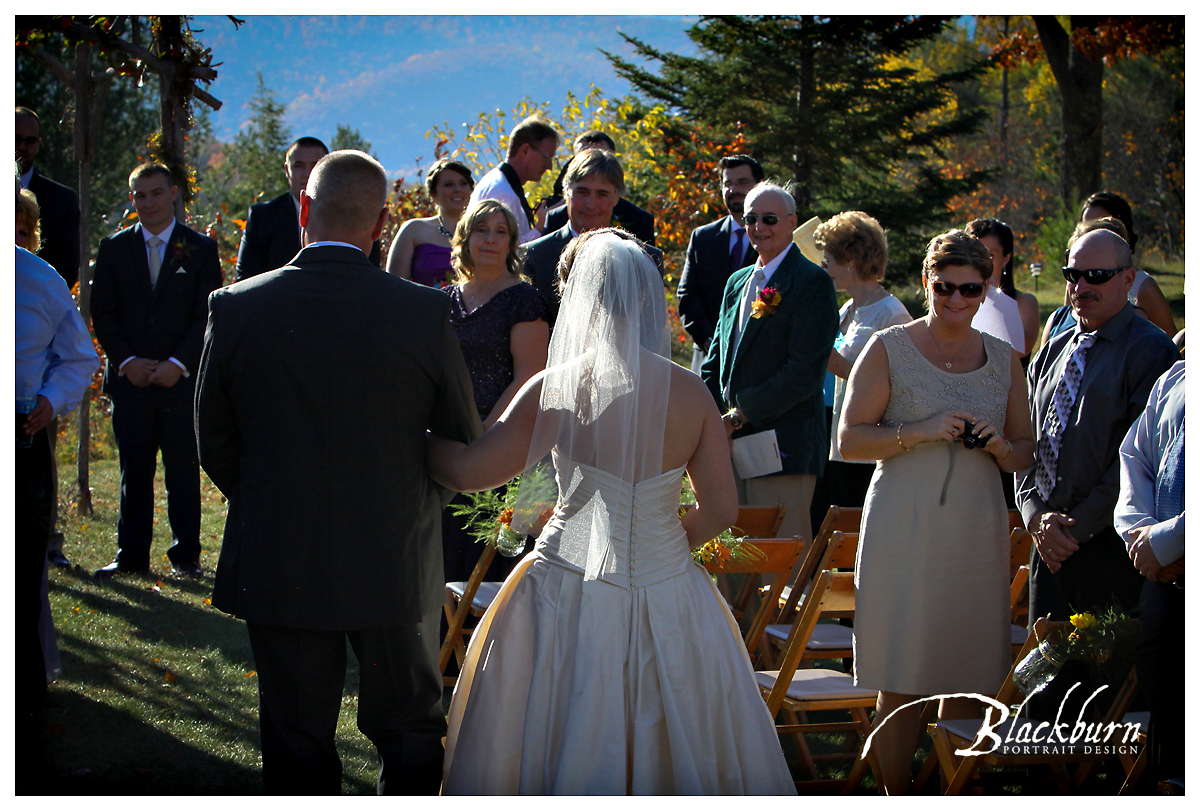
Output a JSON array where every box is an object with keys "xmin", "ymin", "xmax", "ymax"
[
  {"xmin": 245, "ymin": 670, "xmax": 257, "ymax": 678},
  {"xmin": 203, "ymin": 598, "xmax": 212, "ymax": 605}
]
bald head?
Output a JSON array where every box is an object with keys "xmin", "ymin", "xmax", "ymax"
[
  {"xmin": 1068, "ymin": 228, "xmax": 1132, "ymax": 268},
  {"xmin": 300, "ymin": 150, "xmax": 388, "ymax": 250}
]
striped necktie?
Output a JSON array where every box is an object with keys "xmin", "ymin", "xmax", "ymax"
[{"xmin": 1155, "ymin": 421, "xmax": 1185, "ymax": 521}]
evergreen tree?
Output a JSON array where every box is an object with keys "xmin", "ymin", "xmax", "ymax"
[
  {"xmin": 225, "ymin": 73, "xmax": 291, "ymax": 209},
  {"xmin": 607, "ymin": 15, "xmax": 994, "ymax": 275},
  {"xmin": 331, "ymin": 123, "xmax": 376, "ymax": 158}
]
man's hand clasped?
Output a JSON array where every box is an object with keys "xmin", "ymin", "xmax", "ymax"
[
  {"xmin": 125, "ymin": 357, "xmax": 182, "ymax": 388},
  {"xmin": 1033, "ymin": 511, "xmax": 1080, "ymax": 574}
]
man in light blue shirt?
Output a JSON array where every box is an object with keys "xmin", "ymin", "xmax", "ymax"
[
  {"xmin": 1115, "ymin": 359, "xmax": 1184, "ymax": 782},
  {"xmin": 15, "ymin": 244, "xmax": 97, "ymax": 727}
]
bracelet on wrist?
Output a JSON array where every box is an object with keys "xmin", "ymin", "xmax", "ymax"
[{"xmin": 896, "ymin": 423, "xmax": 910, "ymax": 451}]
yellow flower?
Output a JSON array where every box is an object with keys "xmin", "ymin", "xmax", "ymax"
[{"xmin": 1070, "ymin": 612, "xmax": 1098, "ymax": 631}]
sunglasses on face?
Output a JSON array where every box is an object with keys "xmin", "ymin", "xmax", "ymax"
[
  {"xmin": 742, "ymin": 213, "xmax": 780, "ymax": 226},
  {"xmin": 929, "ymin": 280, "xmax": 985, "ymax": 299},
  {"xmin": 1061, "ymin": 266, "xmax": 1126, "ymax": 285}
]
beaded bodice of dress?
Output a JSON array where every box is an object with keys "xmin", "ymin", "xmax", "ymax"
[
  {"xmin": 877, "ymin": 326, "xmax": 1011, "ymax": 432},
  {"xmin": 535, "ymin": 455, "xmax": 691, "ymax": 591}
]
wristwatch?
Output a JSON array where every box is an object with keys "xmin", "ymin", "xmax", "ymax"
[{"xmin": 727, "ymin": 409, "xmax": 746, "ymax": 430}]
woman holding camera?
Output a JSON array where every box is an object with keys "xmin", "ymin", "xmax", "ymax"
[{"xmin": 838, "ymin": 229, "xmax": 1034, "ymax": 794}]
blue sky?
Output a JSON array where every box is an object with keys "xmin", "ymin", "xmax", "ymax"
[{"xmin": 191, "ymin": 15, "xmax": 698, "ymax": 179}]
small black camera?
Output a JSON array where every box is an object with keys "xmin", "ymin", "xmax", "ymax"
[{"xmin": 959, "ymin": 420, "xmax": 986, "ymax": 449}]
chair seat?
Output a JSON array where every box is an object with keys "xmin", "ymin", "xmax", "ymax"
[
  {"xmin": 446, "ymin": 580, "xmax": 503, "ymax": 612},
  {"xmin": 755, "ymin": 667, "xmax": 877, "ymax": 702},
  {"xmin": 1011, "ymin": 623, "xmax": 1029, "ymax": 645},
  {"xmin": 766, "ymin": 621, "xmax": 853, "ymax": 650}
]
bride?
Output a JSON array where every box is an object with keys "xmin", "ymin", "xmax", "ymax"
[{"xmin": 427, "ymin": 229, "xmax": 795, "ymax": 794}]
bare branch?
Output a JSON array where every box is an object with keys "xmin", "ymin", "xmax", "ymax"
[
  {"xmin": 28, "ymin": 47, "xmax": 76, "ymax": 86},
  {"xmin": 192, "ymin": 86, "xmax": 223, "ymax": 112}
]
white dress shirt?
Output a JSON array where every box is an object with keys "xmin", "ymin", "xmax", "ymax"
[
  {"xmin": 15, "ymin": 247, "xmax": 98, "ymax": 417},
  {"xmin": 470, "ymin": 165, "xmax": 540, "ymax": 244},
  {"xmin": 118, "ymin": 219, "xmax": 190, "ymax": 377}
]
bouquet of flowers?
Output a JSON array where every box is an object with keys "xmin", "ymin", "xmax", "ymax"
[
  {"xmin": 1013, "ymin": 607, "xmax": 1139, "ymax": 698},
  {"xmin": 680, "ymin": 474, "xmax": 766, "ymax": 569},
  {"xmin": 449, "ymin": 469, "xmax": 554, "ymax": 557}
]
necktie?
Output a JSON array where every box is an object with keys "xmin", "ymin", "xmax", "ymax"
[
  {"xmin": 147, "ymin": 235, "xmax": 164, "ymax": 287},
  {"xmin": 1155, "ymin": 421, "xmax": 1184, "ymax": 521},
  {"xmin": 1034, "ymin": 331, "xmax": 1097, "ymax": 501},
  {"xmin": 730, "ymin": 227, "xmax": 746, "ymax": 272},
  {"xmin": 723, "ymin": 269, "xmax": 766, "ymax": 402}
]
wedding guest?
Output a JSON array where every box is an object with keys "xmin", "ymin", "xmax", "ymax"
[
  {"xmin": 814, "ymin": 211, "xmax": 910, "ymax": 508},
  {"xmin": 543, "ymin": 130, "xmax": 656, "ymax": 245},
  {"xmin": 385, "ymin": 159, "xmax": 474, "ymax": 288},
  {"xmin": 16, "ymin": 107, "xmax": 80, "ymax": 288},
  {"xmin": 840, "ymin": 229, "xmax": 1034, "ymax": 794},
  {"xmin": 525, "ymin": 149, "xmax": 662, "ymax": 327},
  {"xmin": 469, "ymin": 115, "xmax": 559, "ymax": 244},
  {"xmin": 16, "ymin": 239, "xmax": 97, "ymax": 732},
  {"xmin": 677, "ymin": 155, "xmax": 763, "ymax": 372},
  {"xmin": 91, "ymin": 164, "xmax": 223, "ymax": 578},
  {"xmin": 197, "ymin": 150, "xmax": 482, "ymax": 794},
  {"xmin": 1115, "ymin": 360, "xmax": 1185, "ymax": 784},
  {"xmin": 443, "ymin": 199, "xmax": 549, "ymax": 583},
  {"xmin": 1018, "ymin": 228, "xmax": 1177, "ymax": 722},
  {"xmin": 700, "ymin": 181, "xmax": 838, "ymax": 544},
  {"xmin": 16, "ymin": 187, "xmax": 41, "ymax": 251},
  {"xmin": 964, "ymin": 218, "xmax": 1041, "ymax": 360},
  {"xmin": 235, "ymin": 136, "xmax": 381, "ymax": 280}
]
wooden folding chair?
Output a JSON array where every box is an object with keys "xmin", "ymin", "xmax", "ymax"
[
  {"xmin": 924, "ymin": 618, "xmax": 1142, "ymax": 795},
  {"xmin": 440, "ymin": 545, "xmax": 499, "ymax": 687},
  {"xmin": 1008, "ymin": 528, "xmax": 1035, "ymax": 656},
  {"xmin": 766, "ymin": 506, "xmax": 861, "ymax": 645},
  {"xmin": 1008, "ymin": 509, "xmax": 1026, "ymax": 532},
  {"xmin": 756, "ymin": 569, "xmax": 880, "ymax": 790},
  {"xmin": 724, "ymin": 504, "xmax": 788, "ymax": 619},
  {"xmin": 700, "ymin": 537, "xmax": 805, "ymax": 661},
  {"xmin": 762, "ymin": 529, "xmax": 859, "ymax": 666}
]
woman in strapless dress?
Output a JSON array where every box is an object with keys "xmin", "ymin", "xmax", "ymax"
[{"xmin": 386, "ymin": 159, "xmax": 474, "ymax": 288}]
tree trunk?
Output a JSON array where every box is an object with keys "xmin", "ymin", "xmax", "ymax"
[
  {"xmin": 999, "ymin": 17, "xmax": 1009, "ymax": 172},
  {"xmin": 792, "ymin": 22, "xmax": 815, "ymax": 214},
  {"xmin": 73, "ymin": 42, "xmax": 95, "ymax": 516},
  {"xmin": 156, "ymin": 16, "xmax": 190, "ymax": 223},
  {"xmin": 1034, "ymin": 15, "xmax": 1105, "ymax": 207}
]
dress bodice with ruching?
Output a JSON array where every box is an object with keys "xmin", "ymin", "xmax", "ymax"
[{"xmin": 536, "ymin": 460, "xmax": 691, "ymax": 590}]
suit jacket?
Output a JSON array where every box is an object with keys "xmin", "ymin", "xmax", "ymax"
[
  {"xmin": 91, "ymin": 221, "xmax": 222, "ymax": 402},
  {"xmin": 196, "ymin": 245, "xmax": 483, "ymax": 630},
  {"xmin": 28, "ymin": 169, "xmax": 81, "ymax": 289},
  {"xmin": 525, "ymin": 223, "xmax": 665, "ymax": 328},
  {"xmin": 700, "ymin": 244, "xmax": 838, "ymax": 477},
  {"xmin": 676, "ymin": 216, "xmax": 758, "ymax": 352},
  {"xmin": 235, "ymin": 191, "xmax": 381, "ymax": 281},
  {"xmin": 544, "ymin": 198, "xmax": 656, "ymax": 246}
]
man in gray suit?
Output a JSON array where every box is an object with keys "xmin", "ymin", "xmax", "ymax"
[{"xmin": 196, "ymin": 150, "xmax": 482, "ymax": 794}]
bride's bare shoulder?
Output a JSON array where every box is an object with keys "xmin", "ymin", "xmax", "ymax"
[{"xmin": 666, "ymin": 359, "xmax": 718, "ymax": 409}]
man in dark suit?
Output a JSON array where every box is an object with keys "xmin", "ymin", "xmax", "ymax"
[
  {"xmin": 90, "ymin": 164, "xmax": 222, "ymax": 577},
  {"xmin": 234, "ymin": 136, "xmax": 380, "ymax": 280},
  {"xmin": 700, "ymin": 182, "xmax": 838, "ymax": 545},
  {"xmin": 677, "ymin": 154, "xmax": 764, "ymax": 373},
  {"xmin": 544, "ymin": 130, "xmax": 656, "ymax": 246},
  {"xmin": 18, "ymin": 105, "xmax": 84, "ymax": 568},
  {"xmin": 196, "ymin": 150, "xmax": 482, "ymax": 795},
  {"xmin": 16, "ymin": 106, "xmax": 80, "ymax": 289},
  {"xmin": 526, "ymin": 149, "xmax": 662, "ymax": 327}
]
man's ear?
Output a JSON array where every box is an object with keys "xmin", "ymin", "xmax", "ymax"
[
  {"xmin": 299, "ymin": 191, "xmax": 312, "ymax": 228},
  {"xmin": 371, "ymin": 206, "xmax": 388, "ymax": 242}
]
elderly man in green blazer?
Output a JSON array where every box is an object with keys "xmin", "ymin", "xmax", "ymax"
[{"xmin": 700, "ymin": 182, "xmax": 839, "ymax": 543}]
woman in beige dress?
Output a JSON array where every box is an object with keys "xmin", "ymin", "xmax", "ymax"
[{"xmin": 838, "ymin": 229, "xmax": 1034, "ymax": 794}]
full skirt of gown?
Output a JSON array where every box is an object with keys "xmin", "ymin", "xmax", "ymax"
[{"xmin": 442, "ymin": 464, "xmax": 796, "ymax": 795}]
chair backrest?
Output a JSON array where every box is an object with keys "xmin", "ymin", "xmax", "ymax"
[
  {"xmin": 763, "ymin": 570, "xmax": 857, "ymax": 715},
  {"xmin": 710, "ymin": 537, "xmax": 807, "ymax": 658},
  {"xmin": 1009, "ymin": 528, "xmax": 1034, "ymax": 580},
  {"xmin": 776, "ymin": 506, "xmax": 863, "ymax": 622},
  {"xmin": 814, "ymin": 505, "xmax": 863, "ymax": 541},
  {"xmin": 732, "ymin": 504, "xmax": 787, "ymax": 538},
  {"xmin": 819, "ymin": 529, "xmax": 859, "ymax": 572}
]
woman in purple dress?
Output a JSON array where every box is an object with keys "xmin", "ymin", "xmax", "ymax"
[
  {"xmin": 386, "ymin": 159, "xmax": 474, "ymax": 288},
  {"xmin": 443, "ymin": 199, "xmax": 550, "ymax": 583}
]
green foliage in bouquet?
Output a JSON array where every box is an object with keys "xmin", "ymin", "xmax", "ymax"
[{"xmin": 680, "ymin": 474, "xmax": 766, "ymax": 569}]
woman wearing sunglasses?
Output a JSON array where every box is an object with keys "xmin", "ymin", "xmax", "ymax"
[{"xmin": 837, "ymin": 229, "xmax": 1035, "ymax": 794}]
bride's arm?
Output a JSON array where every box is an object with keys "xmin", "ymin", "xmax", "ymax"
[
  {"xmin": 427, "ymin": 372, "xmax": 549, "ymax": 492},
  {"xmin": 682, "ymin": 394, "xmax": 740, "ymax": 550}
]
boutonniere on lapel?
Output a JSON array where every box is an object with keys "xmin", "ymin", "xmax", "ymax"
[
  {"xmin": 751, "ymin": 286, "xmax": 782, "ymax": 319},
  {"xmin": 169, "ymin": 237, "xmax": 196, "ymax": 267}
]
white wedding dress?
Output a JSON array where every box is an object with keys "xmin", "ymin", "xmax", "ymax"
[{"xmin": 442, "ymin": 457, "xmax": 796, "ymax": 794}]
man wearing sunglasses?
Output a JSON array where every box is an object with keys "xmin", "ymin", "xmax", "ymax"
[
  {"xmin": 700, "ymin": 182, "xmax": 838, "ymax": 546},
  {"xmin": 1017, "ymin": 228, "xmax": 1177, "ymax": 718}
]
